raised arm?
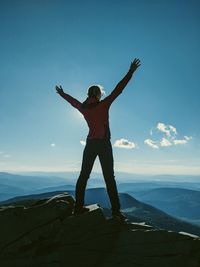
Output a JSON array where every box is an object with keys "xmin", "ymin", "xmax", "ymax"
[
  {"xmin": 104, "ymin": 58, "xmax": 141, "ymax": 104},
  {"xmin": 55, "ymin": 85, "xmax": 82, "ymax": 111}
]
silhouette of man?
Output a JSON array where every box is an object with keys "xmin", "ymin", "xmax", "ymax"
[{"xmin": 56, "ymin": 58, "xmax": 140, "ymax": 219}]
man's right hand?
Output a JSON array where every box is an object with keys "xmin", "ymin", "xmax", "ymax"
[
  {"xmin": 129, "ymin": 58, "xmax": 141, "ymax": 73},
  {"xmin": 55, "ymin": 85, "xmax": 64, "ymax": 94}
]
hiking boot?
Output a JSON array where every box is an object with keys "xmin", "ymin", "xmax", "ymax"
[
  {"xmin": 73, "ymin": 206, "xmax": 90, "ymax": 216},
  {"xmin": 112, "ymin": 210, "xmax": 127, "ymax": 221}
]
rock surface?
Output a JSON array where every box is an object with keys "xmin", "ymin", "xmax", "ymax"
[{"xmin": 0, "ymin": 193, "xmax": 200, "ymax": 267}]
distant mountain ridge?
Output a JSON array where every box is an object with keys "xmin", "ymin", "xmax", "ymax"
[
  {"xmin": 1, "ymin": 171, "xmax": 200, "ymax": 202},
  {"xmin": 0, "ymin": 172, "xmax": 71, "ymax": 201}
]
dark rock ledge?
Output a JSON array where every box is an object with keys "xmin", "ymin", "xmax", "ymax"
[{"xmin": 0, "ymin": 193, "xmax": 199, "ymax": 267}]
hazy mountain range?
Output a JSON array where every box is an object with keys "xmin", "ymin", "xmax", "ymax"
[
  {"xmin": 1, "ymin": 171, "xmax": 200, "ymax": 230},
  {"xmin": 127, "ymin": 187, "xmax": 200, "ymax": 226}
]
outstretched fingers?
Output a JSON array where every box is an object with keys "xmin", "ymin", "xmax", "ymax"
[
  {"xmin": 132, "ymin": 58, "xmax": 141, "ymax": 67},
  {"xmin": 129, "ymin": 58, "xmax": 141, "ymax": 72},
  {"xmin": 55, "ymin": 85, "xmax": 64, "ymax": 94}
]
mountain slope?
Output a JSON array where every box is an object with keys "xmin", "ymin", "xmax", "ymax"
[
  {"xmin": 2, "ymin": 188, "xmax": 200, "ymax": 236},
  {"xmin": 130, "ymin": 187, "xmax": 200, "ymax": 220},
  {"xmin": 84, "ymin": 188, "xmax": 200, "ymax": 236}
]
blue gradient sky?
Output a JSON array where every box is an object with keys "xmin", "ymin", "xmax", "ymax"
[{"xmin": 0, "ymin": 0, "xmax": 200, "ymax": 174}]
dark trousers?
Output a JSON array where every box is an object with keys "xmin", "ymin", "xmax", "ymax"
[{"xmin": 75, "ymin": 139, "xmax": 120, "ymax": 212}]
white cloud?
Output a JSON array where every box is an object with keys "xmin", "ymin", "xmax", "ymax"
[
  {"xmin": 50, "ymin": 143, "xmax": 56, "ymax": 147},
  {"xmin": 169, "ymin": 125, "xmax": 177, "ymax": 135},
  {"xmin": 160, "ymin": 138, "xmax": 172, "ymax": 147},
  {"xmin": 157, "ymin": 122, "xmax": 177, "ymax": 137},
  {"xmin": 157, "ymin": 122, "xmax": 169, "ymax": 136},
  {"xmin": 184, "ymin": 136, "xmax": 192, "ymax": 141},
  {"xmin": 173, "ymin": 135, "xmax": 192, "ymax": 145},
  {"xmin": 80, "ymin": 140, "xmax": 86, "ymax": 146},
  {"xmin": 145, "ymin": 122, "xmax": 192, "ymax": 149},
  {"xmin": 114, "ymin": 138, "xmax": 136, "ymax": 149},
  {"xmin": 144, "ymin": 139, "xmax": 159, "ymax": 149},
  {"xmin": 173, "ymin": 139, "xmax": 187, "ymax": 145}
]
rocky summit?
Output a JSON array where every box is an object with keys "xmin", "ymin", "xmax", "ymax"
[{"xmin": 0, "ymin": 193, "xmax": 200, "ymax": 267}]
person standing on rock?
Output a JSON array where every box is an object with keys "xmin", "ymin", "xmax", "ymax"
[{"xmin": 55, "ymin": 58, "xmax": 141, "ymax": 219}]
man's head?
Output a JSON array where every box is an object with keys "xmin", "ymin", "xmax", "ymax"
[{"xmin": 87, "ymin": 85, "xmax": 102, "ymax": 100}]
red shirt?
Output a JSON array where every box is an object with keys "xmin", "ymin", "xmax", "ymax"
[{"xmin": 59, "ymin": 70, "xmax": 133, "ymax": 140}]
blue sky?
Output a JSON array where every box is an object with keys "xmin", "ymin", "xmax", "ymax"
[{"xmin": 0, "ymin": 0, "xmax": 200, "ymax": 175}]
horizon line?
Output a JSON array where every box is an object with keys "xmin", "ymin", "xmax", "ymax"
[{"xmin": 1, "ymin": 170, "xmax": 200, "ymax": 177}]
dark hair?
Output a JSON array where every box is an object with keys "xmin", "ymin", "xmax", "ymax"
[
  {"xmin": 82, "ymin": 85, "xmax": 103, "ymax": 109},
  {"xmin": 87, "ymin": 85, "xmax": 101, "ymax": 98}
]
